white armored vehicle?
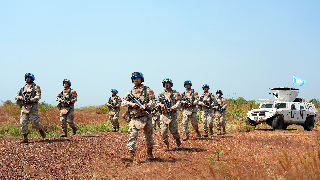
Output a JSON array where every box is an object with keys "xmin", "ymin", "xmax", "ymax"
[{"xmin": 246, "ymin": 87, "xmax": 318, "ymax": 130}]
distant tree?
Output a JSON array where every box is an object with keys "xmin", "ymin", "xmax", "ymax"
[{"xmin": 309, "ymin": 99, "xmax": 320, "ymax": 108}]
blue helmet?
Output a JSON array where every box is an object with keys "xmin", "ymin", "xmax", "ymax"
[
  {"xmin": 202, "ymin": 84, "xmax": 210, "ymax": 90},
  {"xmin": 25, "ymin": 73, "xmax": 35, "ymax": 81},
  {"xmin": 162, "ymin": 78, "xmax": 173, "ymax": 87},
  {"xmin": 184, "ymin": 80, "xmax": 192, "ymax": 87},
  {"xmin": 111, "ymin": 89, "xmax": 118, "ymax": 94},
  {"xmin": 216, "ymin": 90, "xmax": 223, "ymax": 95},
  {"xmin": 131, "ymin": 72, "xmax": 144, "ymax": 82},
  {"xmin": 63, "ymin": 79, "xmax": 71, "ymax": 86}
]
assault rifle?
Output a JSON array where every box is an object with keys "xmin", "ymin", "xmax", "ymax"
[
  {"xmin": 182, "ymin": 94, "xmax": 192, "ymax": 107},
  {"xmin": 159, "ymin": 94, "xmax": 172, "ymax": 118},
  {"xmin": 200, "ymin": 96, "xmax": 210, "ymax": 108},
  {"xmin": 20, "ymin": 88, "xmax": 29, "ymax": 109},
  {"xmin": 59, "ymin": 93, "xmax": 70, "ymax": 105},
  {"xmin": 108, "ymin": 97, "xmax": 115, "ymax": 110},
  {"xmin": 128, "ymin": 93, "xmax": 149, "ymax": 114},
  {"xmin": 216, "ymin": 103, "xmax": 224, "ymax": 112}
]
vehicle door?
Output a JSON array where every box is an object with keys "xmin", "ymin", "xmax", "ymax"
[
  {"xmin": 290, "ymin": 103, "xmax": 300, "ymax": 122},
  {"xmin": 299, "ymin": 104, "xmax": 306, "ymax": 123}
]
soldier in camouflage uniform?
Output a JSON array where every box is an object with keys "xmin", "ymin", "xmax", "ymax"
[
  {"xmin": 151, "ymin": 107, "xmax": 160, "ymax": 130},
  {"xmin": 198, "ymin": 84, "xmax": 216, "ymax": 137},
  {"xmin": 106, "ymin": 89, "xmax": 122, "ymax": 132},
  {"xmin": 121, "ymin": 72, "xmax": 155, "ymax": 162},
  {"xmin": 181, "ymin": 80, "xmax": 201, "ymax": 141},
  {"xmin": 156, "ymin": 78, "xmax": 182, "ymax": 151},
  {"xmin": 214, "ymin": 90, "xmax": 228, "ymax": 135},
  {"xmin": 56, "ymin": 79, "xmax": 78, "ymax": 137},
  {"xmin": 15, "ymin": 73, "xmax": 46, "ymax": 143}
]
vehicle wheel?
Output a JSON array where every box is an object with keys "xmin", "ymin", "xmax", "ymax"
[
  {"xmin": 282, "ymin": 124, "xmax": 288, "ymax": 130},
  {"xmin": 246, "ymin": 117, "xmax": 256, "ymax": 127},
  {"xmin": 272, "ymin": 116, "xmax": 284, "ymax": 130},
  {"xmin": 303, "ymin": 117, "xmax": 314, "ymax": 131}
]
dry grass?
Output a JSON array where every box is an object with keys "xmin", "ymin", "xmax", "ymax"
[{"xmin": 1, "ymin": 100, "xmax": 320, "ymax": 179}]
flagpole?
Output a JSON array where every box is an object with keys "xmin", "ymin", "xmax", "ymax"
[{"xmin": 293, "ymin": 76, "xmax": 294, "ymax": 88}]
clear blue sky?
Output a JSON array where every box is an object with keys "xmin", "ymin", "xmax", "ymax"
[{"xmin": 1, "ymin": 1, "xmax": 319, "ymax": 107}]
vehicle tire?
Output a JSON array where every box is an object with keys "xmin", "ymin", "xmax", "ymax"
[
  {"xmin": 303, "ymin": 117, "xmax": 314, "ymax": 131},
  {"xmin": 282, "ymin": 124, "xmax": 288, "ymax": 130},
  {"xmin": 246, "ymin": 117, "xmax": 256, "ymax": 127},
  {"xmin": 272, "ymin": 116, "xmax": 284, "ymax": 130}
]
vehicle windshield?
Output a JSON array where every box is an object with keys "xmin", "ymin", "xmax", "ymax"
[{"xmin": 261, "ymin": 104, "xmax": 273, "ymax": 108}]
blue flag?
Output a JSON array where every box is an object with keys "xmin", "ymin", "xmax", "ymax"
[{"xmin": 293, "ymin": 76, "xmax": 306, "ymax": 86}]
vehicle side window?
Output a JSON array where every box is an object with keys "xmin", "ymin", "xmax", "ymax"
[
  {"xmin": 278, "ymin": 103, "xmax": 286, "ymax": 108},
  {"xmin": 300, "ymin": 106, "xmax": 304, "ymax": 110}
]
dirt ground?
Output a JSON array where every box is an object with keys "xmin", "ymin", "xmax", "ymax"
[{"xmin": 1, "ymin": 127, "xmax": 320, "ymax": 179}]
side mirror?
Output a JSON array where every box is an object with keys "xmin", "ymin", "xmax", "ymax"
[{"xmin": 275, "ymin": 104, "xmax": 280, "ymax": 109}]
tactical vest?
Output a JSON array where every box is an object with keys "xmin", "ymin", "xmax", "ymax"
[
  {"xmin": 182, "ymin": 89, "xmax": 195, "ymax": 104},
  {"xmin": 23, "ymin": 83, "xmax": 37, "ymax": 101}
]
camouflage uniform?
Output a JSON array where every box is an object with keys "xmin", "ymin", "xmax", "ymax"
[
  {"xmin": 151, "ymin": 108, "xmax": 160, "ymax": 130},
  {"xmin": 198, "ymin": 92, "xmax": 215, "ymax": 135},
  {"xmin": 15, "ymin": 82, "xmax": 46, "ymax": 140},
  {"xmin": 107, "ymin": 95, "xmax": 122, "ymax": 131},
  {"xmin": 121, "ymin": 84, "xmax": 155, "ymax": 153},
  {"xmin": 181, "ymin": 89, "xmax": 201, "ymax": 139},
  {"xmin": 156, "ymin": 89, "xmax": 181, "ymax": 149},
  {"xmin": 214, "ymin": 97, "xmax": 228, "ymax": 134},
  {"xmin": 56, "ymin": 88, "xmax": 78, "ymax": 135}
]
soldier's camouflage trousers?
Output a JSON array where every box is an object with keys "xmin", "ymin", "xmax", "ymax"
[
  {"xmin": 127, "ymin": 115, "xmax": 154, "ymax": 152},
  {"xmin": 60, "ymin": 107, "xmax": 76, "ymax": 132},
  {"xmin": 182, "ymin": 110, "xmax": 199, "ymax": 134},
  {"xmin": 215, "ymin": 112, "xmax": 226, "ymax": 132},
  {"xmin": 20, "ymin": 110, "xmax": 43, "ymax": 134},
  {"xmin": 201, "ymin": 110, "xmax": 214, "ymax": 132},
  {"xmin": 152, "ymin": 115, "xmax": 160, "ymax": 130},
  {"xmin": 160, "ymin": 114, "xmax": 180, "ymax": 144},
  {"xmin": 109, "ymin": 112, "xmax": 120, "ymax": 129}
]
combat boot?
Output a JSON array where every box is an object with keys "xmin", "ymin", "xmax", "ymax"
[
  {"xmin": 39, "ymin": 129, "xmax": 46, "ymax": 139},
  {"xmin": 72, "ymin": 127, "xmax": 77, "ymax": 135},
  {"xmin": 61, "ymin": 130, "xmax": 68, "ymax": 137},
  {"xmin": 182, "ymin": 133, "xmax": 189, "ymax": 141},
  {"xmin": 121, "ymin": 151, "xmax": 134, "ymax": 162},
  {"xmin": 203, "ymin": 130, "xmax": 208, "ymax": 137},
  {"xmin": 163, "ymin": 141, "xmax": 169, "ymax": 151},
  {"xmin": 195, "ymin": 129, "xmax": 201, "ymax": 138},
  {"xmin": 209, "ymin": 128, "xmax": 214, "ymax": 135},
  {"xmin": 112, "ymin": 128, "xmax": 117, "ymax": 132},
  {"xmin": 221, "ymin": 126, "xmax": 226, "ymax": 135},
  {"xmin": 147, "ymin": 148, "xmax": 154, "ymax": 161},
  {"xmin": 176, "ymin": 138, "xmax": 181, "ymax": 147},
  {"xmin": 21, "ymin": 134, "xmax": 28, "ymax": 143}
]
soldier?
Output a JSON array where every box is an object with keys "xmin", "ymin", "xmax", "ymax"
[
  {"xmin": 56, "ymin": 79, "xmax": 78, "ymax": 137},
  {"xmin": 156, "ymin": 78, "xmax": 182, "ymax": 151},
  {"xmin": 198, "ymin": 84, "xmax": 215, "ymax": 137},
  {"xmin": 214, "ymin": 90, "xmax": 228, "ymax": 135},
  {"xmin": 181, "ymin": 80, "xmax": 201, "ymax": 141},
  {"xmin": 151, "ymin": 107, "xmax": 160, "ymax": 130},
  {"xmin": 15, "ymin": 73, "xmax": 46, "ymax": 143},
  {"xmin": 106, "ymin": 89, "xmax": 122, "ymax": 132},
  {"xmin": 121, "ymin": 72, "xmax": 155, "ymax": 162}
]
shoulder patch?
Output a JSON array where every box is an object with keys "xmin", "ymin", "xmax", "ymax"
[
  {"xmin": 177, "ymin": 93, "xmax": 180, "ymax": 96},
  {"xmin": 195, "ymin": 92, "xmax": 198, "ymax": 95},
  {"xmin": 150, "ymin": 90, "xmax": 154, "ymax": 94},
  {"xmin": 73, "ymin": 91, "xmax": 76, "ymax": 94},
  {"xmin": 212, "ymin": 94, "xmax": 214, "ymax": 97},
  {"xmin": 37, "ymin": 85, "xmax": 40, "ymax": 89}
]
